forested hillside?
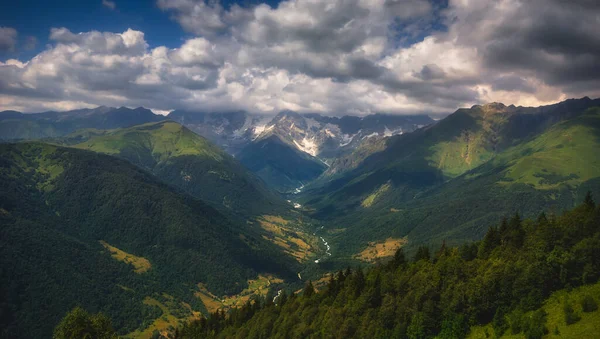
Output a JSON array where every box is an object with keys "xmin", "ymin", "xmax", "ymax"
[
  {"xmin": 57, "ymin": 121, "xmax": 289, "ymax": 217},
  {"xmin": 0, "ymin": 143, "xmax": 297, "ymax": 338},
  {"xmin": 176, "ymin": 198, "xmax": 600, "ymax": 338}
]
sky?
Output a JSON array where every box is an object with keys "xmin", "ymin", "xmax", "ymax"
[{"xmin": 0, "ymin": 0, "xmax": 599, "ymax": 116}]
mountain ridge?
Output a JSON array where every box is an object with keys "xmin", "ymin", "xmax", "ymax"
[
  {"xmin": 299, "ymin": 97, "xmax": 600, "ymax": 257},
  {"xmin": 55, "ymin": 120, "xmax": 290, "ymax": 218}
]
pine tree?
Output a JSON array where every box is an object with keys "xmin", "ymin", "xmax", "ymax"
[
  {"xmin": 352, "ymin": 269, "xmax": 366, "ymax": 299},
  {"xmin": 303, "ymin": 280, "xmax": 315, "ymax": 298},
  {"xmin": 584, "ymin": 191, "xmax": 595, "ymax": 209},
  {"xmin": 478, "ymin": 225, "xmax": 500, "ymax": 258},
  {"xmin": 368, "ymin": 273, "xmax": 382, "ymax": 308},
  {"xmin": 507, "ymin": 212, "xmax": 525, "ymax": 248},
  {"xmin": 391, "ymin": 247, "xmax": 407, "ymax": 268},
  {"xmin": 436, "ymin": 240, "xmax": 448, "ymax": 259},
  {"xmin": 414, "ymin": 246, "xmax": 431, "ymax": 262},
  {"xmin": 326, "ymin": 274, "xmax": 338, "ymax": 297},
  {"xmin": 537, "ymin": 212, "xmax": 548, "ymax": 224}
]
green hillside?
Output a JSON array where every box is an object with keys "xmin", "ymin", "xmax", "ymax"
[
  {"xmin": 0, "ymin": 142, "xmax": 297, "ymax": 338},
  {"xmin": 300, "ymin": 98, "xmax": 600, "ymax": 257},
  {"xmin": 469, "ymin": 281, "xmax": 600, "ymax": 338},
  {"xmin": 58, "ymin": 121, "xmax": 289, "ymax": 218}
]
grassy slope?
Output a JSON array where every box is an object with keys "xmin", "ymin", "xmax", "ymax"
[
  {"xmin": 468, "ymin": 281, "xmax": 600, "ymax": 339},
  {"xmin": 493, "ymin": 108, "xmax": 600, "ymax": 189},
  {"xmin": 70, "ymin": 120, "xmax": 223, "ymax": 159},
  {"xmin": 61, "ymin": 121, "xmax": 289, "ymax": 218},
  {"xmin": 0, "ymin": 142, "xmax": 296, "ymax": 338}
]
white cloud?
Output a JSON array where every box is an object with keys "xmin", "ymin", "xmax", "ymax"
[
  {"xmin": 102, "ymin": 0, "xmax": 116, "ymax": 10},
  {"xmin": 0, "ymin": 0, "xmax": 599, "ymax": 115}
]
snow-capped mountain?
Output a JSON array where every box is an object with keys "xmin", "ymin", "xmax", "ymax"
[
  {"xmin": 168, "ymin": 109, "xmax": 433, "ymax": 192},
  {"xmin": 167, "ymin": 110, "xmax": 273, "ymax": 154},
  {"xmin": 168, "ymin": 110, "xmax": 433, "ymax": 160}
]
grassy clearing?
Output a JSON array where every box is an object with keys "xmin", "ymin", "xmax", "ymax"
[
  {"xmin": 257, "ymin": 215, "xmax": 318, "ymax": 262},
  {"xmin": 195, "ymin": 284, "xmax": 223, "ymax": 314},
  {"xmin": 125, "ymin": 294, "xmax": 199, "ymax": 339},
  {"xmin": 361, "ymin": 182, "xmax": 391, "ymax": 208},
  {"xmin": 195, "ymin": 275, "xmax": 284, "ymax": 313},
  {"xmin": 99, "ymin": 240, "xmax": 151, "ymax": 274},
  {"xmin": 354, "ymin": 238, "xmax": 407, "ymax": 263},
  {"xmin": 468, "ymin": 281, "xmax": 600, "ymax": 338}
]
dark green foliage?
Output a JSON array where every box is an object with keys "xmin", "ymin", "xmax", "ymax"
[
  {"xmin": 459, "ymin": 242, "xmax": 479, "ymax": 261},
  {"xmin": 584, "ymin": 191, "xmax": 595, "ymax": 209},
  {"xmin": 580, "ymin": 295, "xmax": 598, "ymax": 313},
  {"xmin": 501, "ymin": 213, "xmax": 525, "ymax": 248},
  {"xmin": 175, "ymin": 201, "xmax": 600, "ymax": 338},
  {"xmin": 407, "ymin": 313, "xmax": 427, "ymax": 339},
  {"xmin": 413, "ymin": 246, "xmax": 431, "ymax": 262},
  {"xmin": 390, "ymin": 247, "xmax": 408, "ymax": 268},
  {"xmin": 53, "ymin": 307, "xmax": 117, "ymax": 339},
  {"xmin": 563, "ymin": 301, "xmax": 581, "ymax": 325},
  {"xmin": 522, "ymin": 309, "xmax": 548, "ymax": 339},
  {"xmin": 438, "ymin": 314, "xmax": 466, "ymax": 339},
  {"xmin": 478, "ymin": 225, "xmax": 500, "ymax": 259},
  {"xmin": 508, "ymin": 309, "xmax": 524, "ymax": 335},
  {"xmin": 492, "ymin": 307, "xmax": 508, "ymax": 337},
  {"xmin": 303, "ymin": 281, "xmax": 315, "ymax": 298}
]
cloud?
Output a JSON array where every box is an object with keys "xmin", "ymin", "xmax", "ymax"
[
  {"xmin": 445, "ymin": 0, "xmax": 600, "ymax": 95},
  {"xmin": 0, "ymin": 27, "xmax": 17, "ymax": 52},
  {"xmin": 102, "ymin": 0, "xmax": 116, "ymax": 10},
  {"xmin": 23, "ymin": 36, "xmax": 38, "ymax": 51},
  {"xmin": 1, "ymin": 0, "xmax": 599, "ymax": 115}
]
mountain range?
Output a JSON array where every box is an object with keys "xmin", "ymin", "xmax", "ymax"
[
  {"xmin": 2, "ymin": 107, "xmax": 432, "ymax": 193},
  {"xmin": 169, "ymin": 110, "xmax": 433, "ymax": 192},
  {"xmin": 2, "ymin": 97, "xmax": 600, "ymax": 338}
]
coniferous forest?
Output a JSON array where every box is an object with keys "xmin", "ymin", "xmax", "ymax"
[{"xmin": 170, "ymin": 197, "xmax": 600, "ymax": 338}]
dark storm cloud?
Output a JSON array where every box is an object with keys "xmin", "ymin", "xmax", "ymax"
[{"xmin": 469, "ymin": 0, "xmax": 600, "ymax": 88}]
